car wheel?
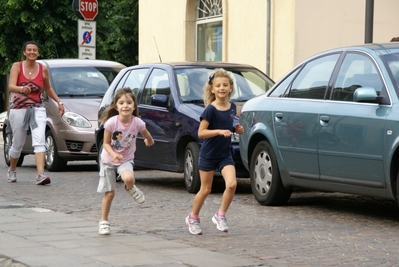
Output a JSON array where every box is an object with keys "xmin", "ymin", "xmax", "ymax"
[
  {"xmin": 250, "ymin": 140, "xmax": 292, "ymax": 206},
  {"xmin": 45, "ymin": 130, "xmax": 66, "ymax": 171},
  {"xmin": 3, "ymin": 131, "xmax": 24, "ymax": 167},
  {"xmin": 184, "ymin": 142, "xmax": 200, "ymax": 193}
]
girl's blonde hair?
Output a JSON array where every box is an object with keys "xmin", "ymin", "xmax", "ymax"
[
  {"xmin": 203, "ymin": 68, "xmax": 234, "ymax": 106},
  {"xmin": 99, "ymin": 87, "xmax": 139, "ymax": 123}
]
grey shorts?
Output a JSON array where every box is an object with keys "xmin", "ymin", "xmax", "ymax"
[{"xmin": 97, "ymin": 161, "xmax": 134, "ymax": 193}]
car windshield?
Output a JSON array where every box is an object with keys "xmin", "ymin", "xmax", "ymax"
[
  {"xmin": 50, "ymin": 66, "xmax": 123, "ymax": 97},
  {"xmin": 175, "ymin": 67, "xmax": 274, "ymax": 103}
]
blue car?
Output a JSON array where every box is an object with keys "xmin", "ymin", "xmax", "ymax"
[
  {"xmin": 96, "ymin": 62, "xmax": 274, "ymax": 193},
  {"xmin": 239, "ymin": 43, "xmax": 399, "ymax": 206}
]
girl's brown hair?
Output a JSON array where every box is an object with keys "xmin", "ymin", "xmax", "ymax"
[
  {"xmin": 99, "ymin": 88, "xmax": 139, "ymax": 123},
  {"xmin": 203, "ymin": 68, "xmax": 234, "ymax": 106}
]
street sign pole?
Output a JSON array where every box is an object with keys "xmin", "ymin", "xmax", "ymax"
[{"xmin": 74, "ymin": 0, "xmax": 99, "ymax": 59}]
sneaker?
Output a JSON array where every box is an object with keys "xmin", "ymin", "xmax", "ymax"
[
  {"xmin": 212, "ymin": 213, "xmax": 228, "ymax": 233},
  {"xmin": 36, "ymin": 172, "xmax": 51, "ymax": 185},
  {"xmin": 7, "ymin": 168, "xmax": 17, "ymax": 183},
  {"xmin": 99, "ymin": 220, "xmax": 111, "ymax": 235},
  {"xmin": 185, "ymin": 215, "xmax": 202, "ymax": 235},
  {"xmin": 127, "ymin": 185, "xmax": 145, "ymax": 204}
]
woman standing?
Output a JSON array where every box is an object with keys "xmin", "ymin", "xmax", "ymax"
[{"xmin": 7, "ymin": 41, "xmax": 64, "ymax": 184}]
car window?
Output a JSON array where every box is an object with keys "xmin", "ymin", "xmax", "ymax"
[
  {"xmin": 230, "ymin": 70, "xmax": 273, "ymax": 101},
  {"xmin": 288, "ymin": 54, "xmax": 340, "ymax": 99},
  {"xmin": 381, "ymin": 52, "xmax": 399, "ymax": 93},
  {"xmin": 176, "ymin": 71, "xmax": 206, "ymax": 102},
  {"xmin": 331, "ymin": 53, "xmax": 384, "ymax": 102},
  {"xmin": 120, "ymin": 68, "xmax": 149, "ymax": 96},
  {"xmin": 175, "ymin": 67, "xmax": 274, "ymax": 103},
  {"xmin": 269, "ymin": 68, "xmax": 300, "ymax": 97},
  {"xmin": 51, "ymin": 66, "xmax": 122, "ymax": 96},
  {"xmin": 141, "ymin": 68, "xmax": 170, "ymax": 105}
]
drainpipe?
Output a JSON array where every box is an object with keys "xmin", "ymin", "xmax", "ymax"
[
  {"xmin": 266, "ymin": 0, "xmax": 271, "ymax": 76},
  {"xmin": 365, "ymin": 0, "xmax": 374, "ymax": 43}
]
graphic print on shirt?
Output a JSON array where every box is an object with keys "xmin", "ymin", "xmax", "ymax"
[
  {"xmin": 111, "ymin": 131, "xmax": 136, "ymax": 150},
  {"xmin": 13, "ymin": 81, "xmax": 44, "ymax": 107},
  {"xmin": 111, "ymin": 131, "xmax": 123, "ymax": 149},
  {"xmin": 123, "ymin": 134, "xmax": 135, "ymax": 149}
]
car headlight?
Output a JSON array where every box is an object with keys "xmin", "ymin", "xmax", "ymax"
[{"xmin": 61, "ymin": 112, "xmax": 92, "ymax": 128}]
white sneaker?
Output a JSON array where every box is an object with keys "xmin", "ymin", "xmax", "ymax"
[
  {"xmin": 185, "ymin": 215, "xmax": 202, "ymax": 235},
  {"xmin": 212, "ymin": 213, "xmax": 229, "ymax": 233},
  {"xmin": 127, "ymin": 185, "xmax": 145, "ymax": 204},
  {"xmin": 99, "ymin": 220, "xmax": 111, "ymax": 235},
  {"xmin": 36, "ymin": 172, "xmax": 51, "ymax": 185},
  {"xmin": 7, "ymin": 168, "xmax": 17, "ymax": 183}
]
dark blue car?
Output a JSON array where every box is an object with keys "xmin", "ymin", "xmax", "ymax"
[{"xmin": 96, "ymin": 62, "xmax": 274, "ymax": 193}]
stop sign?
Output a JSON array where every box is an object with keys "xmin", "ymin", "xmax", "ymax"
[{"xmin": 79, "ymin": 0, "xmax": 98, "ymax": 20}]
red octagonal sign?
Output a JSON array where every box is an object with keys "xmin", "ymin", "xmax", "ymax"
[{"xmin": 79, "ymin": 0, "xmax": 98, "ymax": 20}]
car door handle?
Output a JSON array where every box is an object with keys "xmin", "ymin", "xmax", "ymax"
[
  {"xmin": 275, "ymin": 112, "xmax": 283, "ymax": 121},
  {"xmin": 320, "ymin": 115, "xmax": 330, "ymax": 124}
]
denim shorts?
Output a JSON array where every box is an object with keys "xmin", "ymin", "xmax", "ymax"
[{"xmin": 198, "ymin": 155, "xmax": 235, "ymax": 172}]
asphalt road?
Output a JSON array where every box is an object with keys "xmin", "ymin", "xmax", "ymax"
[{"xmin": 1, "ymin": 134, "xmax": 399, "ymax": 266}]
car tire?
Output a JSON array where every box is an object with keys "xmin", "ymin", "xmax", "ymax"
[
  {"xmin": 45, "ymin": 130, "xmax": 66, "ymax": 172},
  {"xmin": 184, "ymin": 142, "xmax": 201, "ymax": 193},
  {"xmin": 3, "ymin": 130, "xmax": 24, "ymax": 167},
  {"xmin": 250, "ymin": 140, "xmax": 292, "ymax": 206}
]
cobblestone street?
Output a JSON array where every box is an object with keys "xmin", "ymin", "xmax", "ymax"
[{"xmin": 1, "ymin": 139, "xmax": 399, "ymax": 266}]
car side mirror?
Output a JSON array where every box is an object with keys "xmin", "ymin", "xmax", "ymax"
[
  {"xmin": 353, "ymin": 87, "xmax": 382, "ymax": 103},
  {"xmin": 151, "ymin": 94, "xmax": 168, "ymax": 107}
]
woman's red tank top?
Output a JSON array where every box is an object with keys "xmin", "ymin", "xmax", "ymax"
[{"xmin": 11, "ymin": 61, "xmax": 44, "ymax": 109}]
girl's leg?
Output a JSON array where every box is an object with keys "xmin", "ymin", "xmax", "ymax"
[
  {"xmin": 119, "ymin": 168, "xmax": 144, "ymax": 204},
  {"xmin": 101, "ymin": 190, "xmax": 115, "ymax": 221},
  {"xmin": 219, "ymin": 165, "xmax": 237, "ymax": 213},
  {"xmin": 192, "ymin": 170, "xmax": 215, "ymax": 215},
  {"xmin": 120, "ymin": 170, "xmax": 135, "ymax": 191}
]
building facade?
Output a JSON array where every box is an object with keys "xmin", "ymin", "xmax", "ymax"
[{"xmin": 139, "ymin": 0, "xmax": 399, "ymax": 81}]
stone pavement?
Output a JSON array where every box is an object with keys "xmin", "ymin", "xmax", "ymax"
[
  {"xmin": 3, "ymin": 136, "xmax": 399, "ymax": 266},
  {"xmin": 0, "ymin": 196, "xmax": 263, "ymax": 267}
]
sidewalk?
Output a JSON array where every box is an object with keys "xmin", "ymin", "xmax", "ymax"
[{"xmin": 0, "ymin": 197, "xmax": 261, "ymax": 267}]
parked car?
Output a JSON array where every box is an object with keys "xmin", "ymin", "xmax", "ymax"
[
  {"xmin": 3, "ymin": 59, "xmax": 126, "ymax": 171},
  {"xmin": 239, "ymin": 43, "xmax": 399, "ymax": 206},
  {"xmin": 0, "ymin": 111, "xmax": 7, "ymax": 131},
  {"xmin": 96, "ymin": 62, "xmax": 274, "ymax": 193}
]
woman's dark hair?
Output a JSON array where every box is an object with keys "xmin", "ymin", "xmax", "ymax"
[{"xmin": 22, "ymin": 41, "xmax": 39, "ymax": 52}]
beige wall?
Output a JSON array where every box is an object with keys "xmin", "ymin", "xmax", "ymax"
[
  {"xmin": 294, "ymin": 0, "xmax": 399, "ymax": 64},
  {"xmin": 224, "ymin": 1, "xmax": 267, "ymax": 70},
  {"xmin": 138, "ymin": 0, "xmax": 188, "ymax": 63},
  {"xmin": 139, "ymin": 0, "xmax": 399, "ymax": 81}
]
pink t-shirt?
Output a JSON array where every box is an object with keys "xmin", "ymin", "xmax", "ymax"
[{"xmin": 101, "ymin": 115, "xmax": 146, "ymax": 165}]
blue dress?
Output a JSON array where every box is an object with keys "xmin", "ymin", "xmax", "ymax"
[{"xmin": 199, "ymin": 102, "xmax": 237, "ymax": 160}]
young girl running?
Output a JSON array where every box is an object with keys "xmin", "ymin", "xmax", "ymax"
[
  {"xmin": 185, "ymin": 68, "xmax": 244, "ymax": 235},
  {"xmin": 97, "ymin": 88, "xmax": 154, "ymax": 235}
]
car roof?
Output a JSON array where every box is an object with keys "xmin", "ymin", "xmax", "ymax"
[
  {"xmin": 37, "ymin": 59, "xmax": 126, "ymax": 68},
  {"xmin": 317, "ymin": 42, "xmax": 399, "ymax": 56},
  {"xmin": 129, "ymin": 61, "xmax": 258, "ymax": 69}
]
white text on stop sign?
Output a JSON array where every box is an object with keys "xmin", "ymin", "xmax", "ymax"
[{"xmin": 80, "ymin": 2, "xmax": 98, "ymax": 12}]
